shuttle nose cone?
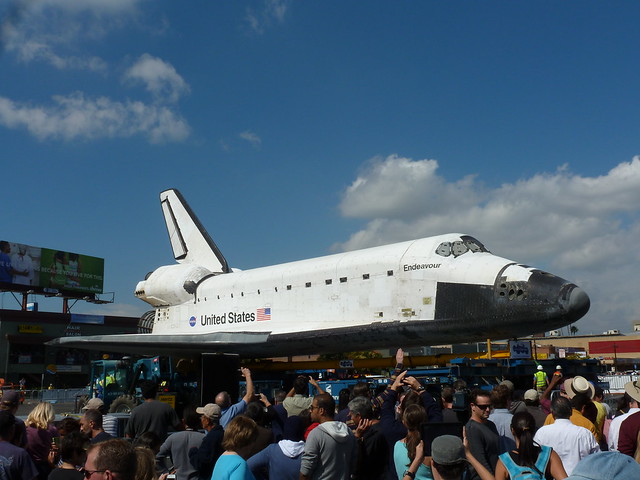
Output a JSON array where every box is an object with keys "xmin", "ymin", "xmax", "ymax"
[{"xmin": 567, "ymin": 287, "xmax": 590, "ymax": 321}]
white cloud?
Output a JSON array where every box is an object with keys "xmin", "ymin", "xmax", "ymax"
[
  {"xmin": 14, "ymin": 40, "xmax": 108, "ymax": 72},
  {"xmin": 245, "ymin": 0, "xmax": 291, "ymax": 35},
  {"xmin": 239, "ymin": 130, "xmax": 262, "ymax": 148},
  {"xmin": 335, "ymin": 154, "xmax": 640, "ymax": 334},
  {"xmin": 0, "ymin": 92, "xmax": 190, "ymax": 143},
  {"xmin": 123, "ymin": 54, "xmax": 190, "ymax": 104},
  {"xmin": 36, "ymin": 0, "xmax": 143, "ymax": 14},
  {"xmin": 1, "ymin": 0, "xmax": 144, "ymax": 71},
  {"xmin": 340, "ymin": 155, "xmax": 480, "ymax": 220}
]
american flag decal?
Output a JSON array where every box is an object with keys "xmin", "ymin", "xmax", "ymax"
[{"xmin": 257, "ymin": 308, "xmax": 271, "ymax": 321}]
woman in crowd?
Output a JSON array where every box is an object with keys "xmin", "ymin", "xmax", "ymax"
[
  {"xmin": 133, "ymin": 431, "xmax": 163, "ymax": 455},
  {"xmin": 26, "ymin": 401, "xmax": 59, "ymax": 480},
  {"xmin": 135, "ymin": 446, "xmax": 170, "ymax": 480},
  {"xmin": 47, "ymin": 431, "xmax": 88, "ymax": 480},
  {"xmin": 247, "ymin": 415, "xmax": 306, "ymax": 480},
  {"xmin": 394, "ymin": 404, "xmax": 433, "ymax": 480},
  {"xmin": 213, "ymin": 416, "xmax": 259, "ymax": 480},
  {"xmin": 495, "ymin": 411, "xmax": 567, "ymax": 480}
]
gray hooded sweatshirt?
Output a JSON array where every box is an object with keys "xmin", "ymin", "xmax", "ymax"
[{"xmin": 300, "ymin": 421, "xmax": 357, "ymax": 480}]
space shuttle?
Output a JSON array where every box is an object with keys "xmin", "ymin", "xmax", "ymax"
[{"xmin": 50, "ymin": 189, "xmax": 590, "ymax": 357}]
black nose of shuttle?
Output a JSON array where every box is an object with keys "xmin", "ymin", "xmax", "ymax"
[{"xmin": 566, "ymin": 286, "xmax": 590, "ymax": 322}]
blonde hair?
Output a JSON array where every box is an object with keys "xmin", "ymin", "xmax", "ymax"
[
  {"xmin": 222, "ymin": 416, "xmax": 258, "ymax": 452},
  {"xmin": 26, "ymin": 402, "xmax": 55, "ymax": 429},
  {"xmin": 135, "ymin": 446, "xmax": 158, "ymax": 480}
]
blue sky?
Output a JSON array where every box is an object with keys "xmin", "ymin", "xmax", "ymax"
[{"xmin": 2, "ymin": 1, "xmax": 640, "ymax": 336}]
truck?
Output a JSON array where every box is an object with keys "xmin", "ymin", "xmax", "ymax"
[{"xmin": 81, "ymin": 356, "xmax": 199, "ymax": 414}]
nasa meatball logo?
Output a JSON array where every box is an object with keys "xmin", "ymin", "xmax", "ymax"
[{"xmin": 189, "ymin": 316, "xmax": 196, "ymax": 327}]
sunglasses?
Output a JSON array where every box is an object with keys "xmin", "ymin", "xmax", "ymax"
[{"xmin": 473, "ymin": 403, "xmax": 491, "ymax": 410}]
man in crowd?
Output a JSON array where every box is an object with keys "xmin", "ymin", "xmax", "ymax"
[
  {"xmin": 81, "ymin": 408, "xmax": 113, "ymax": 444},
  {"xmin": 380, "ymin": 370, "xmax": 443, "ymax": 480},
  {"xmin": 125, "ymin": 380, "xmax": 182, "ymax": 441},
  {"xmin": 348, "ymin": 396, "xmax": 388, "ymax": 480},
  {"xmin": 543, "ymin": 377, "xmax": 598, "ymax": 438},
  {"xmin": 0, "ymin": 390, "xmax": 26, "ymax": 447},
  {"xmin": 300, "ymin": 393, "xmax": 357, "ymax": 480},
  {"xmin": 0, "ymin": 410, "xmax": 38, "ymax": 480},
  {"xmin": 608, "ymin": 380, "xmax": 640, "ymax": 451},
  {"xmin": 465, "ymin": 389, "xmax": 500, "ymax": 480},
  {"xmin": 617, "ymin": 380, "xmax": 640, "ymax": 457},
  {"xmin": 430, "ymin": 435, "xmax": 494, "ymax": 480},
  {"xmin": 441, "ymin": 386, "xmax": 459, "ymax": 423},
  {"xmin": 522, "ymin": 389, "xmax": 547, "ymax": 429},
  {"xmin": 84, "ymin": 438, "xmax": 137, "ymax": 480},
  {"xmin": 533, "ymin": 396, "xmax": 599, "ymax": 475},
  {"xmin": 157, "ymin": 407, "xmax": 204, "ymax": 480},
  {"xmin": 215, "ymin": 367, "xmax": 255, "ymax": 428},
  {"xmin": 189, "ymin": 403, "xmax": 224, "ymax": 480},
  {"xmin": 82, "ymin": 397, "xmax": 118, "ymax": 438},
  {"xmin": 283, "ymin": 375, "xmax": 325, "ymax": 417},
  {"xmin": 487, "ymin": 384, "xmax": 515, "ymax": 454}
]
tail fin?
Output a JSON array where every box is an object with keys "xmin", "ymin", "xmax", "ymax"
[{"xmin": 159, "ymin": 189, "xmax": 230, "ymax": 274}]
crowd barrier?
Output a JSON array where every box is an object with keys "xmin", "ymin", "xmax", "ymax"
[
  {"xmin": 598, "ymin": 373, "xmax": 636, "ymax": 393},
  {"xmin": 1, "ymin": 387, "xmax": 90, "ymax": 403}
]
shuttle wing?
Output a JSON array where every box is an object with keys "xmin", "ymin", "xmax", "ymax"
[
  {"xmin": 160, "ymin": 189, "xmax": 230, "ymax": 274},
  {"xmin": 48, "ymin": 331, "xmax": 271, "ymax": 356}
]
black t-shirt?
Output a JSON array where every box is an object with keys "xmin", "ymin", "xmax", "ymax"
[
  {"xmin": 48, "ymin": 468, "xmax": 84, "ymax": 480},
  {"xmin": 124, "ymin": 400, "xmax": 181, "ymax": 440}
]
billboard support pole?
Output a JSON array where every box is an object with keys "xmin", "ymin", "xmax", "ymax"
[
  {"xmin": 63, "ymin": 298, "xmax": 69, "ymax": 314},
  {"xmin": 21, "ymin": 293, "xmax": 28, "ymax": 311}
]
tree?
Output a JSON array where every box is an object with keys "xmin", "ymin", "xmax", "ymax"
[{"xmin": 570, "ymin": 325, "xmax": 579, "ymax": 336}]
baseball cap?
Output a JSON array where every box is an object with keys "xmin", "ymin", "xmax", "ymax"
[
  {"xmin": 624, "ymin": 380, "xmax": 640, "ymax": 404},
  {"xmin": 565, "ymin": 451, "xmax": 640, "ymax": 480},
  {"xmin": 196, "ymin": 403, "xmax": 221, "ymax": 419},
  {"xmin": 524, "ymin": 389, "xmax": 539, "ymax": 402},
  {"xmin": 0, "ymin": 390, "xmax": 19, "ymax": 406},
  {"xmin": 564, "ymin": 376, "xmax": 595, "ymax": 399},
  {"xmin": 431, "ymin": 435, "xmax": 466, "ymax": 465},
  {"xmin": 82, "ymin": 397, "xmax": 105, "ymax": 411},
  {"xmin": 499, "ymin": 380, "xmax": 514, "ymax": 392}
]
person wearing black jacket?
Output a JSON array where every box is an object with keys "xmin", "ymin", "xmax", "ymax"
[
  {"xmin": 379, "ymin": 370, "xmax": 443, "ymax": 480},
  {"xmin": 189, "ymin": 403, "xmax": 224, "ymax": 480}
]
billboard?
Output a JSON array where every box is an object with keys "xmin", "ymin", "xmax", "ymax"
[{"xmin": 0, "ymin": 240, "xmax": 104, "ymax": 297}]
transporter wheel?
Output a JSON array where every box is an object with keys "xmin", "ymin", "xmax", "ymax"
[{"xmin": 109, "ymin": 395, "xmax": 138, "ymax": 413}]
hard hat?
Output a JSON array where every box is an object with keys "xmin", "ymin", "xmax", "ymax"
[
  {"xmin": 556, "ymin": 365, "xmax": 562, "ymax": 370},
  {"xmin": 537, "ymin": 365, "xmax": 543, "ymax": 370}
]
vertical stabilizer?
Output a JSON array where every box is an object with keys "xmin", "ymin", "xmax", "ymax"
[{"xmin": 159, "ymin": 189, "xmax": 230, "ymax": 274}]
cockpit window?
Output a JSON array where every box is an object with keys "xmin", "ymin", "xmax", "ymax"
[
  {"xmin": 451, "ymin": 241, "xmax": 468, "ymax": 256},
  {"xmin": 461, "ymin": 235, "xmax": 488, "ymax": 253},
  {"xmin": 436, "ymin": 236, "xmax": 490, "ymax": 257},
  {"xmin": 435, "ymin": 242, "xmax": 451, "ymax": 256}
]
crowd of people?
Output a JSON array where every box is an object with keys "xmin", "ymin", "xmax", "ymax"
[{"xmin": 2, "ymin": 350, "xmax": 640, "ymax": 480}]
